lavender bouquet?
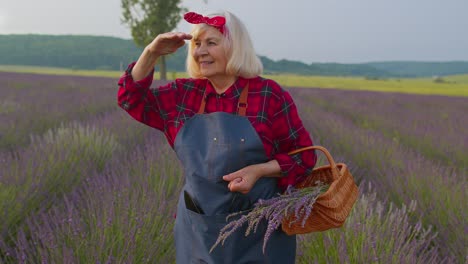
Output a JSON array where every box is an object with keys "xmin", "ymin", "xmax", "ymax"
[{"xmin": 210, "ymin": 182, "xmax": 327, "ymax": 253}]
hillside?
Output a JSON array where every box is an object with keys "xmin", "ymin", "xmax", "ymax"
[{"xmin": 1, "ymin": 34, "xmax": 468, "ymax": 77}]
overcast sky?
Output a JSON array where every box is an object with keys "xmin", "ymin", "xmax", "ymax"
[{"xmin": 1, "ymin": 0, "xmax": 467, "ymax": 64}]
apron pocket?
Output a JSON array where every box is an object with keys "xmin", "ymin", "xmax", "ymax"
[
  {"xmin": 185, "ymin": 208, "xmax": 232, "ymax": 261},
  {"xmin": 184, "ymin": 190, "xmax": 205, "ymax": 214}
]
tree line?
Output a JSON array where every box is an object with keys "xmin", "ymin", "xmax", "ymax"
[{"xmin": 1, "ymin": 34, "xmax": 468, "ymax": 78}]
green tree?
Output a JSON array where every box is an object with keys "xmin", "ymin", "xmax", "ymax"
[{"xmin": 121, "ymin": 0, "xmax": 186, "ymax": 80}]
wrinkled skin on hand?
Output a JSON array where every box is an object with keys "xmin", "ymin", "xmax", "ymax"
[{"xmin": 223, "ymin": 164, "xmax": 263, "ymax": 194}]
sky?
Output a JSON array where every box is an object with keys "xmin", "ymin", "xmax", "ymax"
[{"xmin": 1, "ymin": 0, "xmax": 467, "ymax": 64}]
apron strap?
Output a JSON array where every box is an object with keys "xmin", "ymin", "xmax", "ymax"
[
  {"xmin": 198, "ymin": 89, "xmax": 207, "ymax": 114},
  {"xmin": 197, "ymin": 82, "xmax": 250, "ymax": 116},
  {"xmin": 237, "ymin": 82, "xmax": 249, "ymax": 116}
]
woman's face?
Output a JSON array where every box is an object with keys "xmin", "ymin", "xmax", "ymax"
[{"xmin": 192, "ymin": 26, "xmax": 229, "ymax": 79}]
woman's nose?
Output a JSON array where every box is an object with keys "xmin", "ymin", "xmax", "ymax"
[{"xmin": 194, "ymin": 45, "xmax": 208, "ymax": 57}]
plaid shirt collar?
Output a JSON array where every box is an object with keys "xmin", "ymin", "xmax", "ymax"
[{"xmin": 204, "ymin": 77, "xmax": 249, "ymax": 99}]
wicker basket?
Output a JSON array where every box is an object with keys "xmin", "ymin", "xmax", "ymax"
[{"xmin": 281, "ymin": 146, "xmax": 359, "ymax": 235}]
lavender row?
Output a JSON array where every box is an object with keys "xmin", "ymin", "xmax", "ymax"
[
  {"xmin": 297, "ymin": 183, "xmax": 443, "ymax": 263},
  {"xmin": 1, "ymin": 131, "xmax": 181, "ymax": 263},
  {"xmin": 289, "ymin": 88, "xmax": 466, "ymax": 260},
  {"xmin": 0, "ymin": 72, "xmax": 168, "ymax": 152},
  {"xmin": 290, "ymin": 88, "xmax": 467, "ymax": 170},
  {"xmin": 0, "ymin": 109, "xmax": 155, "ymax": 258}
]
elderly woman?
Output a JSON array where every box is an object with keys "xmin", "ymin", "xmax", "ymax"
[{"xmin": 118, "ymin": 10, "xmax": 316, "ymax": 264}]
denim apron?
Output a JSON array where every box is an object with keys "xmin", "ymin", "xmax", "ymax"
[{"xmin": 174, "ymin": 84, "xmax": 296, "ymax": 264}]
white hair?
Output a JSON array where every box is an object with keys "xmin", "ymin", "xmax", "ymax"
[{"xmin": 186, "ymin": 10, "xmax": 263, "ymax": 78}]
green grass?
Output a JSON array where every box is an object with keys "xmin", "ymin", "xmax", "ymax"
[
  {"xmin": 264, "ymin": 74, "xmax": 468, "ymax": 97},
  {"xmin": 1, "ymin": 65, "xmax": 467, "ymax": 97}
]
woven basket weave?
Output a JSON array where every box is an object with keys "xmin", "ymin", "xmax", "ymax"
[{"xmin": 281, "ymin": 146, "xmax": 359, "ymax": 235}]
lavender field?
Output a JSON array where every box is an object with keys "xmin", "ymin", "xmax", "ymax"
[{"xmin": 0, "ymin": 71, "xmax": 466, "ymax": 263}]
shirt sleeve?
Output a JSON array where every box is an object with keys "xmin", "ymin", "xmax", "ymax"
[
  {"xmin": 117, "ymin": 62, "xmax": 177, "ymax": 131},
  {"xmin": 271, "ymin": 86, "xmax": 317, "ymax": 190}
]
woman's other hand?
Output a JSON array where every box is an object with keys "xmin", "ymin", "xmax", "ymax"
[
  {"xmin": 223, "ymin": 165, "xmax": 262, "ymax": 194},
  {"xmin": 223, "ymin": 160, "xmax": 281, "ymax": 194}
]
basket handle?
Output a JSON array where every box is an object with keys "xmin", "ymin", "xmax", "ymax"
[{"xmin": 287, "ymin": 145, "xmax": 340, "ymax": 180}]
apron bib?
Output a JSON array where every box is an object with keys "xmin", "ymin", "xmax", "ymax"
[{"xmin": 174, "ymin": 84, "xmax": 296, "ymax": 264}]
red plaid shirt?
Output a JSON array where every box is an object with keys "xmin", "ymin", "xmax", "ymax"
[{"xmin": 118, "ymin": 63, "xmax": 316, "ymax": 189}]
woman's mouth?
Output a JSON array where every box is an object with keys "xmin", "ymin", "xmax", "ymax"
[{"xmin": 200, "ymin": 61, "xmax": 213, "ymax": 66}]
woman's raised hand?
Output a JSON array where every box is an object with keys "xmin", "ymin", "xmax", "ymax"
[
  {"xmin": 132, "ymin": 32, "xmax": 192, "ymax": 81},
  {"xmin": 147, "ymin": 32, "xmax": 193, "ymax": 57}
]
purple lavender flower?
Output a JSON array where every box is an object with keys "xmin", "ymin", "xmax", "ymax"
[{"xmin": 211, "ymin": 183, "xmax": 327, "ymax": 254}]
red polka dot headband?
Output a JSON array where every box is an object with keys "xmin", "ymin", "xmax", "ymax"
[{"xmin": 184, "ymin": 12, "xmax": 226, "ymax": 34}]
